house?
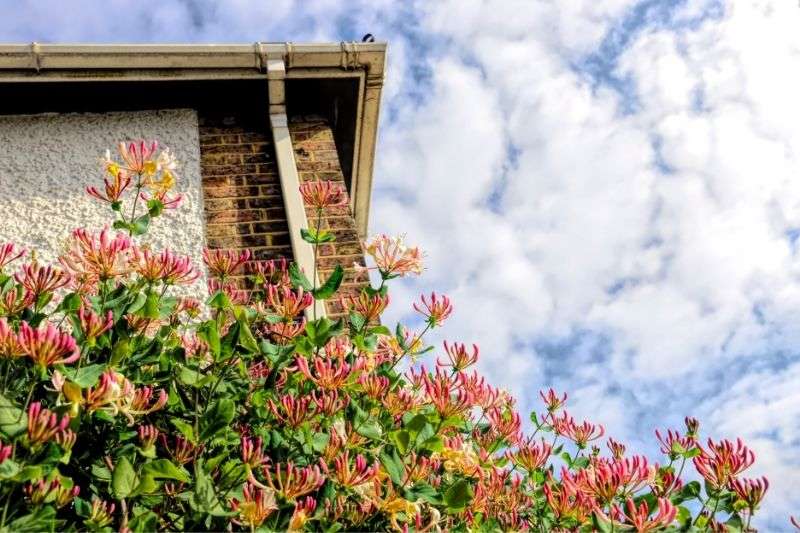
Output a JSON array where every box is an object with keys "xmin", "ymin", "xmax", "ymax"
[{"xmin": 0, "ymin": 42, "xmax": 387, "ymax": 317}]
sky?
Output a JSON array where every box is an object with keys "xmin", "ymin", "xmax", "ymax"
[{"xmin": 3, "ymin": 0, "xmax": 800, "ymax": 527}]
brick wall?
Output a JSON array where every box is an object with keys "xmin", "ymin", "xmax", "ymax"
[
  {"xmin": 198, "ymin": 112, "xmax": 368, "ymax": 317},
  {"xmin": 289, "ymin": 115, "xmax": 369, "ymax": 319}
]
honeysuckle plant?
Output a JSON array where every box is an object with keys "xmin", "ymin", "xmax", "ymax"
[{"xmin": 0, "ymin": 140, "xmax": 778, "ymax": 532}]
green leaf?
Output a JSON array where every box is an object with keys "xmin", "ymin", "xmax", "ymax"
[
  {"xmin": 135, "ymin": 291, "xmax": 160, "ymax": 319},
  {"xmin": 312, "ymin": 265, "xmax": 344, "ymax": 300},
  {"xmin": 171, "ymin": 418, "xmax": 196, "ymax": 444},
  {"xmin": 126, "ymin": 292, "xmax": 147, "ymax": 314},
  {"xmin": 197, "ymin": 320, "xmax": 221, "ymax": 357},
  {"xmin": 55, "ymin": 292, "xmax": 82, "ymax": 313},
  {"xmin": 112, "ymin": 220, "xmax": 131, "ymax": 232},
  {"xmin": 419, "ymin": 435, "xmax": 445, "ymax": 453},
  {"xmin": 0, "ymin": 393, "xmax": 26, "ymax": 439},
  {"xmin": 389, "ymin": 430, "xmax": 411, "ymax": 455},
  {"xmin": 592, "ymin": 512, "xmax": 614, "ymax": 533},
  {"xmin": 443, "ymin": 479, "xmax": 474, "ymax": 511},
  {"xmin": 349, "ymin": 312, "xmax": 366, "ymax": 332},
  {"xmin": 111, "ymin": 457, "xmax": 138, "ymax": 499},
  {"xmin": 236, "ymin": 315, "xmax": 259, "ymax": 354},
  {"xmin": 380, "ymin": 449, "xmax": 405, "ymax": 486},
  {"xmin": 199, "ymin": 399, "xmax": 235, "ymax": 441},
  {"xmin": 355, "ymin": 419, "xmax": 383, "ymax": 441},
  {"xmin": 8, "ymin": 506, "xmax": 56, "ymax": 533},
  {"xmin": 132, "ymin": 214, "xmax": 151, "ymax": 236},
  {"xmin": 206, "ymin": 291, "xmax": 231, "ymax": 311},
  {"xmin": 190, "ymin": 460, "xmax": 227, "ymax": 516},
  {"xmin": 289, "ymin": 263, "xmax": 313, "ymax": 291},
  {"xmin": 128, "ymin": 511, "xmax": 158, "ymax": 533},
  {"xmin": 147, "ymin": 198, "xmax": 164, "ymax": 217},
  {"xmin": 142, "ymin": 459, "xmax": 191, "ymax": 482},
  {"xmin": 0, "ymin": 459, "xmax": 20, "ymax": 480},
  {"xmin": 67, "ymin": 364, "xmax": 106, "ymax": 388}
]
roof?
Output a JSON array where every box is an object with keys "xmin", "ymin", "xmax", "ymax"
[{"xmin": 0, "ymin": 42, "xmax": 387, "ymax": 237}]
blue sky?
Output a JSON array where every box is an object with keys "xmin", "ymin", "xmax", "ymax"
[{"xmin": 4, "ymin": 0, "xmax": 800, "ymax": 527}]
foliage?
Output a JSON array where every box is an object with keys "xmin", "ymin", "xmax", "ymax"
[{"xmin": 0, "ymin": 141, "xmax": 774, "ymax": 532}]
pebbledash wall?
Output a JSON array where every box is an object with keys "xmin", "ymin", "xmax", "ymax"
[
  {"xmin": 0, "ymin": 108, "xmax": 368, "ymax": 315},
  {"xmin": 0, "ymin": 109, "xmax": 208, "ymax": 295}
]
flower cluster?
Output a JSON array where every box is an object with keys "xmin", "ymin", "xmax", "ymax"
[{"xmin": 0, "ymin": 143, "xmax": 775, "ymax": 532}]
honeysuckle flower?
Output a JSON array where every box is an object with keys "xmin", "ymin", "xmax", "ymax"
[
  {"xmin": 25, "ymin": 479, "xmax": 65, "ymax": 505},
  {"xmin": 423, "ymin": 367, "xmax": 473, "ymax": 418},
  {"xmin": 343, "ymin": 291, "xmax": 390, "ymax": 323},
  {"xmin": 540, "ymin": 388, "xmax": 567, "ymax": 412},
  {"xmin": 310, "ymin": 389, "xmax": 349, "ymax": 416},
  {"xmin": 77, "ymin": 306, "xmax": 113, "ymax": 342},
  {"xmin": 597, "ymin": 497, "xmax": 677, "ymax": 533},
  {"xmin": 60, "ymin": 228, "xmax": 131, "ymax": 282},
  {"xmin": 230, "ymin": 483, "xmax": 277, "ymax": 529},
  {"xmin": 137, "ymin": 424, "xmax": 159, "ymax": 452},
  {"xmin": 0, "ymin": 441, "xmax": 12, "ymax": 464},
  {"xmin": 160, "ymin": 434, "xmax": 204, "ymax": 465},
  {"xmin": 358, "ymin": 374, "xmax": 389, "ymax": 399},
  {"xmin": 131, "ymin": 247, "xmax": 199, "ymax": 285},
  {"xmin": 439, "ymin": 439, "xmax": 481, "ymax": 476},
  {"xmin": 203, "ymin": 248, "xmax": 251, "ymax": 280},
  {"xmin": 324, "ymin": 451, "xmax": 379, "ymax": 488},
  {"xmin": 607, "ymin": 438, "xmax": 626, "ymax": 459},
  {"xmin": 580, "ymin": 456, "xmax": 654, "ymax": 502},
  {"xmin": 27, "ymin": 401, "xmax": 70, "ymax": 447},
  {"xmin": 486, "ymin": 408, "xmax": 522, "ymax": 443},
  {"xmin": 0, "ymin": 287, "xmax": 35, "ymax": 316},
  {"xmin": 505, "ymin": 437, "xmax": 552, "ymax": 472},
  {"xmin": 267, "ymin": 284, "xmax": 313, "ymax": 319},
  {"xmin": 413, "ymin": 292, "xmax": 452, "ymax": 327},
  {"xmin": 402, "ymin": 453, "xmax": 442, "ymax": 485},
  {"xmin": 55, "ymin": 428, "xmax": 77, "ymax": 451},
  {"xmin": 288, "ymin": 496, "xmax": 317, "ymax": 531},
  {"xmin": 0, "ymin": 318, "xmax": 24, "ymax": 358},
  {"xmin": 684, "ymin": 416, "xmax": 700, "ymax": 438},
  {"xmin": 261, "ymin": 462, "xmax": 325, "ymax": 500},
  {"xmin": 208, "ymin": 279, "xmax": 250, "ymax": 306},
  {"xmin": 357, "ymin": 234, "xmax": 423, "ymax": 278},
  {"xmin": 250, "ymin": 257, "xmax": 290, "ymax": 287},
  {"xmin": 87, "ymin": 498, "xmax": 116, "ymax": 529},
  {"xmin": 0, "ymin": 242, "xmax": 25, "ymax": 270},
  {"xmin": 83, "ymin": 370, "xmax": 167, "ymax": 424},
  {"xmin": 268, "ymin": 393, "xmax": 314, "ymax": 428},
  {"xmin": 651, "ymin": 468, "xmax": 683, "ymax": 497},
  {"xmin": 543, "ymin": 472, "xmax": 593, "ymax": 523},
  {"xmin": 241, "ymin": 436, "xmax": 269, "ymax": 469},
  {"xmin": 299, "ymin": 179, "xmax": 347, "ymax": 209},
  {"xmin": 438, "ymin": 341, "xmax": 478, "ymax": 371},
  {"xmin": 693, "ymin": 438, "xmax": 755, "ymax": 490},
  {"xmin": 15, "ymin": 262, "xmax": 70, "ymax": 297},
  {"xmin": 730, "ymin": 477, "xmax": 769, "ymax": 512},
  {"xmin": 139, "ymin": 189, "xmax": 183, "ymax": 210},
  {"xmin": 117, "ymin": 140, "xmax": 159, "ymax": 175},
  {"xmin": 382, "ymin": 388, "xmax": 420, "ymax": 419},
  {"xmin": 295, "ymin": 355, "xmax": 353, "ymax": 390},
  {"xmin": 655, "ymin": 428, "xmax": 695, "ymax": 459},
  {"xmin": 248, "ymin": 361, "xmax": 270, "ymax": 380},
  {"xmin": 174, "ymin": 297, "xmax": 201, "ymax": 318},
  {"xmin": 19, "ymin": 321, "xmax": 79, "ymax": 368},
  {"xmin": 86, "ymin": 169, "xmax": 131, "ymax": 205}
]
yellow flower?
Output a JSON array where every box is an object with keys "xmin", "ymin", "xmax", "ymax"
[
  {"xmin": 440, "ymin": 443, "xmax": 480, "ymax": 475},
  {"xmin": 142, "ymin": 159, "xmax": 158, "ymax": 176},
  {"xmin": 146, "ymin": 169, "xmax": 176, "ymax": 194}
]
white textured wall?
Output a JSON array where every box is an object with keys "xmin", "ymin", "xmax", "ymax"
[{"xmin": 0, "ymin": 109, "xmax": 207, "ymax": 294}]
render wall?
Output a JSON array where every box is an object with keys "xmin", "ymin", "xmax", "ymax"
[{"xmin": 0, "ymin": 109, "xmax": 207, "ymax": 294}]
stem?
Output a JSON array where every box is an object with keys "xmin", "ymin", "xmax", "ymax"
[{"xmin": 128, "ymin": 173, "xmax": 144, "ymax": 233}]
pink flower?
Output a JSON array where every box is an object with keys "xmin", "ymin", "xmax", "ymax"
[
  {"xmin": 117, "ymin": 140, "xmax": 158, "ymax": 174},
  {"xmin": 597, "ymin": 497, "xmax": 677, "ymax": 532},
  {"xmin": 0, "ymin": 441, "xmax": 12, "ymax": 463},
  {"xmin": 86, "ymin": 170, "xmax": 131, "ymax": 204},
  {"xmin": 241, "ymin": 436, "xmax": 269, "ymax": 469},
  {"xmin": 0, "ymin": 243, "xmax": 25, "ymax": 270},
  {"xmin": 552, "ymin": 412, "xmax": 604, "ymax": 448},
  {"xmin": 60, "ymin": 228, "xmax": 131, "ymax": 283},
  {"xmin": 505, "ymin": 437, "xmax": 552, "ymax": 472},
  {"xmin": 230, "ymin": 483, "xmax": 277, "ymax": 528},
  {"xmin": 423, "ymin": 367, "xmax": 474, "ymax": 418},
  {"xmin": 27, "ymin": 402, "xmax": 70, "ymax": 447},
  {"xmin": 359, "ymin": 234, "xmax": 423, "ymax": 279},
  {"xmin": 413, "ymin": 292, "xmax": 453, "ymax": 327},
  {"xmin": 267, "ymin": 285, "xmax": 313, "ymax": 319},
  {"xmin": 310, "ymin": 389, "xmax": 349, "ymax": 416},
  {"xmin": 342, "ymin": 291, "xmax": 390, "ymax": 323},
  {"xmin": 203, "ymin": 248, "xmax": 251, "ymax": 280},
  {"xmin": 268, "ymin": 394, "xmax": 314, "ymax": 428},
  {"xmin": 15, "ymin": 263, "xmax": 70, "ymax": 297},
  {"xmin": 77, "ymin": 307, "xmax": 113, "ymax": 342},
  {"xmin": 208, "ymin": 279, "xmax": 250, "ymax": 306},
  {"xmin": 261, "ymin": 462, "xmax": 324, "ymax": 500},
  {"xmin": 137, "ymin": 425, "xmax": 159, "ymax": 451},
  {"xmin": 299, "ymin": 179, "xmax": 347, "ymax": 209},
  {"xmin": 0, "ymin": 318, "xmax": 24, "ymax": 359},
  {"xmin": 607, "ymin": 438, "xmax": 626, "ymax": 459},
  {"xmin": 540, "ymin": 388, "xmax": 567, "ymax": 412},
  {"xmin": 0, "ymin": 288, "xmax": 34, "ymax": 316},
  {"xmin": 288, "ymin": 496, "xmax": 317, "ymax": 530},
  {"xmin": 655, "ymin": 428, "xmax": 696, "ymax": 459},
  {"xmin": 139, "ymin": 190, "xmax": 183, "ymax": 210},
  {"xmin": 131, "ymin": 248, "xmax": 199, "ymax": 285},
  {"xmin": 438, "ymin": 341, "xmax": 479, "ymax": 370},
  {"xmin": 730, "ymin": 476, "xmax": 768, "ymax": 512},
  {"xmin": 19, "ymin": 322, "xmax": 79, "ymax": 368},
  {"xmin": 295, "ymin": 355, "xmax": 353, "ymax": 390},
  {"xmin": 324, "ymin": 451, "xmax": 379, "ymax": 488},
  {"xmin": 159, "ymin": 434, "xmax": 204, "ymax": 465},
  {"xmin": 693, "ymin": 438, "xmax": 755, "ymax": 490},
  {"xmin": 250, "ymin": 258, "xmax": 290, "ymax": 287},
  {"xmin": 87, "ymin": 498, "xmax": 115, "ymax": 528}
]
